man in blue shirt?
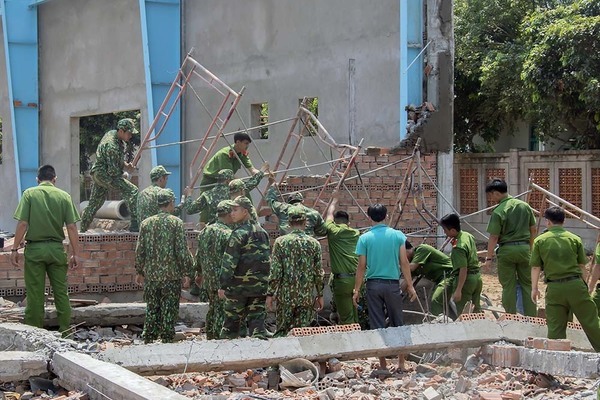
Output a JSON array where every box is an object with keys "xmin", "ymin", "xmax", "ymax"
[{"xmin": 352, "ymin": 203, "xmax": 416, "ymax": 371}]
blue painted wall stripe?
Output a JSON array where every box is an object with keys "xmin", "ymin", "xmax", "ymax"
[
  {"xmin": 399, "ymin": 0, "xmax": 424, "ymax": 140},
  {"xmin": 2, "ymin": 0, "xmax": 39, "ymax": 196},
  {"xmin": 140, "ymin": 0, "xmax": 181, "ymax": 198}
]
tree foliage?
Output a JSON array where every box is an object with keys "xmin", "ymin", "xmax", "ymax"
[
  {"xmin": 454, "ymin": 0, "xmax": 600, "ymax": 151},
  {"xmin": 79, "ymin": 110, "xmax": 140, "ymax": 173}
]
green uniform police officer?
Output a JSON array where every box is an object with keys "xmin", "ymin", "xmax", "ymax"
[{"xmin": 531, "ymin": 206, "xmax": 600, "ymax": 351}]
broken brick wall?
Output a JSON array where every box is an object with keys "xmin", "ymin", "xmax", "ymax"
[{"xmin": 0, "ymin": 149, "xmax": 438, "ymax": 297}]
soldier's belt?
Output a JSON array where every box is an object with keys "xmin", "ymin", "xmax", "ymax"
[
  {"xmin": 498, "ymin": 240, "xmax": 529, "ymax": 247},
  {"xmin": 545, "ymin": 275, "xmax": 580, "ymax": 284},
  {"xmin": 333, "ymin": 273, "xmax": 355, "ymax": 279}
]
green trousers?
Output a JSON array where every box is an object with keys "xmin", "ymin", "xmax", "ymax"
[
  {"xmin": 497, "ymin": 245, "xmax": 537, "ymax": 316},
  {"xmin": 430, "ymin": 277, "xmax": 453, "ymax": 316},
  {"xmin": 332, "ymin": 277, "xmax": 358, "ymax": 324},
  {"xmin": 220, "ymin": 295, "xmax": 266, "ymax": 339},
  {"xmin": 142, "ymin": 280, "xmax": 181, "ymax": 343},
  {"xmin": 452, "ymin": 273, "xmax": 483, "ymax": 316},
  {"xmin": 593, "ymin": 288, "xmax": 600, "ymax": 317},
  {"xmin": 205, "ymin": 292, "xmax": 225, "ymax": 340},
  {"xmin": 545, "ymin": 279, "xmax": 600, "ymax": 352},
  {"xmin": 24, "ymin": 243, "xmax": 71, "ymax": 334},
  {"xmin": 80, "ymin": 172, "xmax": 139, "ymax": 232},
  {"xmin": 274, "ymin": 302, "xmax": 314, "ymax": 337}
]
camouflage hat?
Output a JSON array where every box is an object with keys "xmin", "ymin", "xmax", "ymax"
[
  {"xmin": 232, "ymin": 196, "xmax": 253, "ymax": 210},
  {"xmin": 288, "ymin": 206, "xmax": 307, "ymax": 222},
  {"xmin": 228, "ymin": 178, "xmax": 246, "ymax": 192},
  {"xmin": 216, "ymin": 199, "xmax": 236, "ymax": 216},
  {"xmin": 150, "ymin": 165, "xmax": 171, "ymax": 181},
  {"xmin": 157, "ymin": 188, "xmax": 175, "ymax": 206},
  {"xmin": 287, "ymin": 191, "xmax": 304, "ymax": 204},
  {"xmin": 216, "ymin": 169, "xmax": 234, "ymax": 181},
  {"xmin": 117, "ymin": 118, "xmax": 139, "ymax": 134}
]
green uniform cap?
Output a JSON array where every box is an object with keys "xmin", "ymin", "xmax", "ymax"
[
  {"xmin": 232, "ymin": 195, "xmax": 253, "ymax": 210},
  {"xmin": 157, "ymin": 188, "xmax": 175, "ymax": 205},
  {"xmin": 217, "ymin": 199, "xmax": 236, "ymax": 215},
  {"xmin": 288, "ymin": 206, "xmax": 307, "ymax": 222},
  {"xmin": 216, "ymin": 169, "xmax": 234, "ymax": 181},
  {"xmin": 117, "ymin": 118, "xmax": 139, "ymax": 134},
  {"xmin": 150, "ymin": 165, "xmax": 171, "ymax": 181},
  {"xmin": 229, "ymin": 178, "xmax": 246, "ymax": 192},
  {"xmin": 287, "ymin": 191, "xmax": 303, "ymax": 204}
]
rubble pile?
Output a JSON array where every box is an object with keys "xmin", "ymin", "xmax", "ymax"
[
  {"xmin": 150, "ymin": 354, "xmax": 600, "ymax": 400},
  {"xmin": 1, "ymin": 378, "xmax": 87, "ymax": 400}
]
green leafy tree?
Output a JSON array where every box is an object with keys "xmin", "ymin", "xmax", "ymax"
[{"xmin": 454, "ymin": 0, "xmax": 600, "ymax": 151}]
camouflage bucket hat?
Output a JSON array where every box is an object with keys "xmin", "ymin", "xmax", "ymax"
[
  {"xmin": 232, "ymin": 196, "xmax": 253, "ymax": 210},
  {"xmin": 150, "ymin": 165, "xmax": 171, "ymax": 181},
  {"xmin": 157, "ymin": 188, "xmax": 175, "ymax": 206},
  {"xmin": 216, "ymin": 169, "xmax": 234, "ymax": 181},
  {"xmin": 117, "ymin": 118, "xmax": 139, "ymax": 134},
  {"xmin": 288, "ymin": 206, "xmax": 307, "ymax": 222},
  {"xmin": 287, "ymin": 191, "xmax": 304, "ymax": 204},
  {"xmin": 217, "ymin": 199, "xmax": 237, "ymax": 216},
  {"xmin": 228, "ymin": 178, "xmax": 246, "ymax": 192}
]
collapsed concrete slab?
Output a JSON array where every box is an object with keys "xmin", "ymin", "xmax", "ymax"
[
  {"xmin": 4, "ymin": 302, "xmax": 209, "ymax": 328},
  {"xmin": 53, "ymin": 351, "xmax": 189, "ymax": 400},
  {"xmin": 100, "ymin": 321, "xmax": 492, "ymax": 375},
  {"xmin": 0, "ymin": 351, "xmax": 48, "ymax": 383},
  {"xmin": 99, "ymin": 319, "xmax": 595, "ymax": 376},
  {"xmin": 0, "ymin": 323, "xmax": 63, "ymax": 352}
]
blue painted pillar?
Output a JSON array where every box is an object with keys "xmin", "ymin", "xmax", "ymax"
[
  {"xmin": 1, "ymin": 0, "xmax": 39, "ymax": 195},
  {"xmin": 399, "ymin": 0, "xmax": 424, "ymax": 140},
  {"xmin": 139, "ymin": 0, "xmax": 181, "ymax": 198}
]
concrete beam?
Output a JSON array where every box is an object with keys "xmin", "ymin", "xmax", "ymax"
[
  {"xmin": 53, "ymin": 351, "xmax": 188, "ymax": 400},
  {"xmin": 99, "ymin": 319, "xmax": 595, "ymax": 376},
  {"xmin": 5, "ymin": 302, "xmax": 209, "ymax": 328},
  {"xmin": 0, "ymin": 351, "xmax": 48, "ymax": 383},
  {"xmin": 99, "ymin": 320, "xmax": 490, "ymax": 375}
]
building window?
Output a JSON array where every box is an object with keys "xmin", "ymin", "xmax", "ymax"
[
  {"xmin": 79, "ymin": 111, "xmax": 140, "ymax": 201},
  {"xmin": 299, "ymin": 97, "xmax": 318, "ymax": 136},
  {"xmin": 250, "ymin": 103, "xmax": 269, "ymax": 139}
]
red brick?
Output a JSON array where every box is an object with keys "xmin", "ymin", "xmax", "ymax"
[
  {"xmin": 545, "ymin": 338, "xmax": 570, "ymax": 351},
  {"xmin": 7, "ymin": 270, "xmax": 24, "ymax": 279},
  {"xmin": 0, "ymin": 279, "xmax": 16, "ymax": 288},
  {"xmin": 100, "ymin": 275, "xmax": 116, "ymax": 284},
  {"xmin": 68, "ymin": 276, "xmax": 84, "ymax": 284},
  {"xmin": 478, "ymin": 392, "xmax": 503, "ymax": 400},
  {"xmin": 84, "ymin": 275, "xmax": 100, "ymax": 284},
  {"xmin": 116, "ymin": 274, "xmax": 133, "ymax": 284}
]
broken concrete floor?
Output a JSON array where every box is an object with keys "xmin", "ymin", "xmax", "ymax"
[{"xmin": 1, "ymin": 317, "xmax": 599, "ymax": 400}]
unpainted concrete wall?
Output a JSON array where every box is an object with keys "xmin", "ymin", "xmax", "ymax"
[
  {"xmin": 0, "ymin": 0, "xmax": 452, "ymax": 230},
  {"xmin": 182, "ymin": 0, "xmax": 405, "ymax": 180}
]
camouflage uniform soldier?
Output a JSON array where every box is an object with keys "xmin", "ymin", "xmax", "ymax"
[
  {"xmin": 186, "ymin": 169, "xmax": 233, "ymax": 225},
  {"xmin": 137, "ymin": 165, "xmax": 191, "ymax": 223},
  {"xmin": 228, "ymin": 177, "xmax": 262, "ymax": 223},
  {"xmin": 267, "ymin": 207, "xmax": 324, "ymax": 337},
  {"xmin": 265, "ymin": 180, "xmax": 326, "ymax": 236},
  {"xmin": 195, "ymin": 200, "xmax": 235, "ymax": 339},
  {"xmin": 81, "ymin": 118, "xmax": 140, "ymax": 232},
  {"xmin": 219, "ymin": 196, "xmax": 271, "ymax": 339},
  {"xmin": 135, "ymin": 189, "xmax": 194, "ymax": 343}
]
